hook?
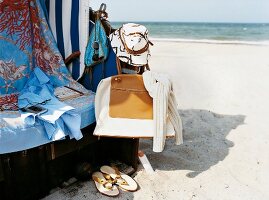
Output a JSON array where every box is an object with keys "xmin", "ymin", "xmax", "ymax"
[{"xmin": 99, "ymin": 3, "xmax": 106, "ymax": 12}]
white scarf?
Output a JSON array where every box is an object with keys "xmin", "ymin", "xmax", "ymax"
[{"xmin": 143, "ymin": 71, "xmax": 183, "ymax": 152}]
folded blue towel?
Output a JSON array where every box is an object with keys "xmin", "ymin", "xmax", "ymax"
[{"xmin": 18, "ymin": 67, "xmax": 83, "ymax": 141}]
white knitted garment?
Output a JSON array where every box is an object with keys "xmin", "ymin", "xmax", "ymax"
[{"xmin": 143, "ymin": 71, "xmax": 183, "ymax": 152}]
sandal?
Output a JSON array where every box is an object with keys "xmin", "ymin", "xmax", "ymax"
[
  {"xmin": 92, "ymin": 171, "xmax": 119, "ymax": 197},
  {"xmin": 100, "ymin": 165, "xmax": 138, "ymax": 191}
]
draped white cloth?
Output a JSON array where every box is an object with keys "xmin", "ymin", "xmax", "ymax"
[{"xmin": 143, "ymin": 71, "xmax": 183, "ymax": 152}]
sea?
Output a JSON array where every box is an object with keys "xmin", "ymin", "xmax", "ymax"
[{"xmin": 111, "ymin": 22, "xmax": 269, "ymax": 45}]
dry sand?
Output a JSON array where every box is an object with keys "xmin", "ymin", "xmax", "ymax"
[{"xmin": 43, "ymin": 41, "xmax": 269, "ymax": 200}]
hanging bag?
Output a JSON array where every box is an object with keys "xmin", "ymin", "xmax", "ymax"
[
  {"xmin": 79, "ymin": 4, "xmax": 119, "ymax": 92},
  {"xmin": 84, "ymin": 4, "xmax": 110, "ymax": 68},
  {"xmin": 93, "ymin": 74, "xmax": 176, "ymax": 138},
  {"xmin": 84, "ymin": 17, "xmax": 109, "ymax": 67}
]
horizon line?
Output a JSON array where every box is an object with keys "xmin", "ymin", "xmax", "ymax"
[{"xmin": 111, "ymin": 21, "xmax": 269, "ymax": 24}]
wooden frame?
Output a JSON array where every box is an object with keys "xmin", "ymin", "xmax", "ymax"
[{"xmin": 0, "ymin": 123, "xmax": 139, "ymax": 200}]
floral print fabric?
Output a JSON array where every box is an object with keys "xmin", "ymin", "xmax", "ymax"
[{"xmin": 0, "ymin": 0, "xmax": 72, "ymax": 110}]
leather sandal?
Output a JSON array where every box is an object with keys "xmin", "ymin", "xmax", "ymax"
[
  {"xmin": 92, "ymin": 171, "xmax": 119, "ymax": 196},
  {"xmin": 100, "ymin": 165, "xmax": 138, "ymax": 191}
]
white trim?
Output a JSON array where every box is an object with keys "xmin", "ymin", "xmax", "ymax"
[
  {"xmin": 49, "ymin": 0, "xmax": 57, "ymax": 42},
  {"xmin": 77, "ymin": 0, "xmax": 90, "ymax": 80}
]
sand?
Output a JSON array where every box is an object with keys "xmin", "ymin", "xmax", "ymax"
[{"xmin": 43, "ymin": 41, "xmax": 269, "ymax": 200}]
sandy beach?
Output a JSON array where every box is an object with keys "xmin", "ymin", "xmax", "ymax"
[{"xmin": 43, "ymin": 41, "xmax": 269, "ymax": 200}]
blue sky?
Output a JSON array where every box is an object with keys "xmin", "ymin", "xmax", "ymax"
[{"xmin": 91, "ymin": 0, "xmax": 269, "ymax": 23}]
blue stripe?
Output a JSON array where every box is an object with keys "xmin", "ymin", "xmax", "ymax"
[
  {"xmin": 70, "ymin": 0, "xmax": 80, "ymax": 79},
  {"xmin": 45, "ymin": 0, "xmax": 50, "ymax": 17},
  {"xmin": 55, "ymin": 0, "xmax": 65, "ymax": 58},
  {"xmin": 39, "ymin": 0, "xmax": 49, "ymax": 20}
]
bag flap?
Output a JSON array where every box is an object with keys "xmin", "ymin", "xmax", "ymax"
[
  {"xmin": 109, "ymin": 75, "xmax": 153, "ymax": 119},
  {"xmin": 110, "ymin": 74, "xmax": 146, "ymax": 91}
]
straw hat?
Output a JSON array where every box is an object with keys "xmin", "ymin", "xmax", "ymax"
[{"xmin": 109, "ymin": 23, "xmax": 153, "ymax": 66}]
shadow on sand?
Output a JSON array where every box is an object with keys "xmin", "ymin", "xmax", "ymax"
[
  {"xmin": 139, "ymin": 109, "xmax": 245, "ymax": 178},
  {"xmin": 43, "ymin": 109, "xmax": 245, "ymax": 200}
]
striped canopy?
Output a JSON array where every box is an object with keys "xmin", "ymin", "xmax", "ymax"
[{"xmin": 44, "ymin": 0, "xmax": 90, "ymax": 80}]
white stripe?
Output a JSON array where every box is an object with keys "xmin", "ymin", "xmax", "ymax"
[
  {"xmin": 61, "ymin": 0, "xmax": 72, "ymax": 58},
  {"xmin": 49, "ymin": 0, "xmax": 57, "ymax": 42},
  {"xmin": 61, "ymin": 0, "xmax": 73, "ymax": 72},
  {"xmin": 77, "ymin": 0, "xmax": 90, "ymax": 80}
]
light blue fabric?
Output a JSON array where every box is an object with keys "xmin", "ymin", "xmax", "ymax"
[
  {"xmin": 85, "ymin": 19, "xmax": 109, "ymax": 67},
  {"xmin": 18, "ymin": 67, "xmax": 83, "ymax": 141},
  {"xmin": 0, "ymin": 89, "xmax": 95, "ymax": 154}
]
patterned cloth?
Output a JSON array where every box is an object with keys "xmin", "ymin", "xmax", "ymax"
[
  {"xmin": 0, "ymin": 0, "xmax": 72, "ymax": 111},
  {"xmin": 0, "ymin": 0, "xmax": 96, "ymax": 153}
]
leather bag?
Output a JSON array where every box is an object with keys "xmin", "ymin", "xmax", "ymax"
[{"xmin": 93, "ymin": 74, "xmax": 175, "ymax": 138}]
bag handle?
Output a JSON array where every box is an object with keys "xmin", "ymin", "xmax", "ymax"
[
  {"xmin": 145, "ymin": 64, "xmax": 150, "ymax": 71},
  {"xmin": 116, "ymin": 57, "xmax": 151, "ymax": 74},
  {"xmin": 116, "ymin": 57, "xmax": 122, "ymax": 74}
]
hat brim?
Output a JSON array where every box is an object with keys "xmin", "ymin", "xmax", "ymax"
[{"xmin": 109, "ymin": 30, "xmax": 150, "ymax": 66}]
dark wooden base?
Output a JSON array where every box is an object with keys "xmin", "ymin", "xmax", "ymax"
[{"xmin": 0, "ymin": 124, "xmax": 139, "ymax": 200}]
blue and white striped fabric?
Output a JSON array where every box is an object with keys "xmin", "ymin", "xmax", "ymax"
[{"xmin": 44, "ymin": 0, "xmax": 90, "ymax": 80}]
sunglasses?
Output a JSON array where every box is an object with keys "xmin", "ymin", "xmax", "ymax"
[
  {"xmin": 0, "ymin": 99, "xmax": 51, "ymax": 112},
  {"xmin": 92, "ymin": 41, "xmax": 104, "ymax": 61},
  {"xmin": 19, "ymin": 98, "xmax": 51, "ymax": 109}
]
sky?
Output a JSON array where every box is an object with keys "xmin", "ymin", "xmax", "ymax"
[{"xmin": 90, "ymin": 0, "xmax": 269, "ymax": 23}]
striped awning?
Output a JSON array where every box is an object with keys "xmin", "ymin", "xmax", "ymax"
[{"xmin": 44, "ymin": 0, "xmax": 90, "ymax": 80}]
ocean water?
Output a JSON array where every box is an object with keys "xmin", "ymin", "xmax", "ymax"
[{"xmin": 111, "ymin": 22, "xmax": 269, "ymax": 45}]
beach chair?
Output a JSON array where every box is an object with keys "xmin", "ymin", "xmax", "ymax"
[
  {"xmin": 0, "ymin": 1, "xmax": 138, "ymax": 199},
  {"xmin": 44, "ymin": 0, "xmax": 138, "ymax": 168}
]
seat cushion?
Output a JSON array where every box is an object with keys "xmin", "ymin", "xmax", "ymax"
[{"xmin": 0, "ymin": 82, "xmax": 95, "ymax": 154}]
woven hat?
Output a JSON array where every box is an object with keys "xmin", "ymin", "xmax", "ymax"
[{"xmin": 109, "ymin": 23, "xmax": 153, "ymax": 66}]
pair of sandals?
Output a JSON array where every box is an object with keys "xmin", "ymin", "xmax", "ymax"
[{"xmin": 92, "ymin": 165, "xmax": 138, "ymax": 197}]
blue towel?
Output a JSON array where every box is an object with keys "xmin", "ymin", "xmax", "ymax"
[{"xmin": 18, "ymin": 67, "xmax": 83, "ymax": 141}]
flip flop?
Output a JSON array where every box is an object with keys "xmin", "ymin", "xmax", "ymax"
[
  {"xmin": 100, "ymin": 165, "xmax": 138, "ymax": 192},
  {"xmin": 92, "ymin": 171, "xmax": 119, "ymax": 197}
]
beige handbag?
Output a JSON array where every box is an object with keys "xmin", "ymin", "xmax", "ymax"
[{"xmin": 93, "ymin": 74, "xmax": 175, "ymax": 138}]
